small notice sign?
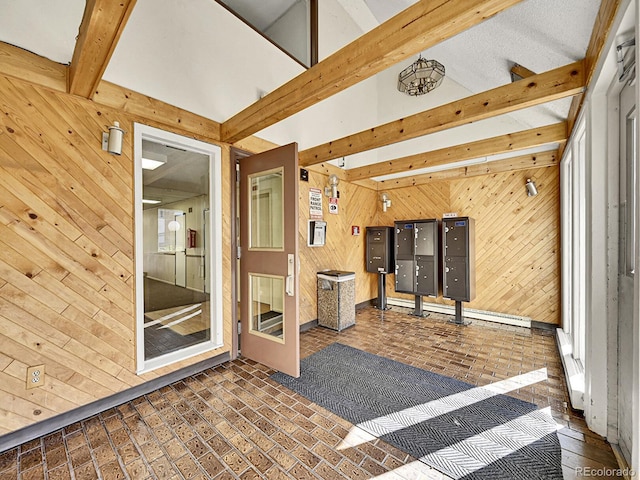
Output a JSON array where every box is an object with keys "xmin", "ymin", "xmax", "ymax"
[
  {"xmin": 329, "ymin": 197, "xmax": 338, "ymax": 215},
  {"xmin": 309, "ymin": 188, "xmax": 323, "ymax": 219},
  {"xmin": 443, "ymin": 212, "xmax": 458, "ymax": 218}
]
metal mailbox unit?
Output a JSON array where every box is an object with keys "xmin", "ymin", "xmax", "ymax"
[
  {"xmin": 442, "ymin": 216, "xmax": 476, "ymax": 324},
  {"xmin": 366, "ymin": 226, "xmax": 394, "ymax": 274},
  {"xmin": 365, "ymin": 226, "xmax": 394, "ymax": 309},
  {"xmin": 394, "ymin": 219, "xmax": 439, "ymax": 317},
  {"xmin": 394, "ymin": 220, "xmax": 439, "ymax": 296}
]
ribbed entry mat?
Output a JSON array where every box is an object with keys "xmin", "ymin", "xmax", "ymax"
[{"xmin": 271, "ymin": 343, "xmax": 562, "ymax": 480}]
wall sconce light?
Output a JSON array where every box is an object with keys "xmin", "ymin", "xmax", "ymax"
[
  {"xmin": 102, "ymin": 121, "xmax": 125, "ymax": 155},
  {"xmin": 526, "ymin": 178, "xmax": 538, "ymax": 197},
  {"xmin": 325, "ymin": 174, "xmax": 339, "ymax": 197},
  {"xmin": 381, "ymin": 193, "xmax": 392, "ymax": 212}
]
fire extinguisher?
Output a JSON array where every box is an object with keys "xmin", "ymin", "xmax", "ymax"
[{"xmin": 187, "ymin": 228, "xmax": 197, "ymax": 248}]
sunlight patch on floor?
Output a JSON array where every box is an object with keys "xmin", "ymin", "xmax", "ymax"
[
  {"xmin": 419, "ymin": 406, "xmax": 561, "ymax": 477},
  {"xmin": 338, "ymin": 368, "xmax": 549, "ymax": 451}
]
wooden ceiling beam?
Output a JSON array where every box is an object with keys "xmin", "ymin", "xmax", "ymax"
[
  {"xmin": 510, "ymin": 63, "xmax": 536, "ymax": 81},
  {"xmin": 347, "ymin": 122, "xmax": 567, "ymax": 181},
  {"xmin": 92, "ymin": 80, "xmax": 221, "ymax": 142},
  {"xmin": 0, "ymin": 42, "xmax": 222, "ymax": 143},
  {"xmin": 68, "ymin": 0, "xmax": 137, "ymax": 98},
  {"xmin": 0, "ymin": 42, "xmax": 67, "ymax": 93},
  {"xmin": 220, "ymin": 0, "xmax": 525, "ymax": 144},
  {"xmin": 378, "ymin": 150, "xmax": 558, "ymax": 189},
  {"xmin": 300, "ymin": 61, "xmax": 584, "ymax": 166}
]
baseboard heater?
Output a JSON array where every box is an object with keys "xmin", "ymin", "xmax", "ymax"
[{"xmin": 386, "ymin": 297, "xmax": 532, "ymax": 328}]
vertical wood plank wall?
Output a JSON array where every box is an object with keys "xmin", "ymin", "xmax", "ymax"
[
  {"xmin": 0, "ymin": 75, "xmax": 233, "ymax": 436},
  {"xmin": 376, "ymin": 167, "xmax": 561, "ymax": 325}
]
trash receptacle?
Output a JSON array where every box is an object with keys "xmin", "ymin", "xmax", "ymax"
[{"xmin": 317, "ymin": 270, "xmax": 356, "ymax": 331}]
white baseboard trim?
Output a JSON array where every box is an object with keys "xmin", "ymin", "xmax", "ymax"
[
  {"xmin": 386, "ymin": 297, "xmax": 532, "ymax": 328},
  {"xmin": 145, "ymin": 275, "xmax": 174, "ymax": 285},
  {"xmin": 556, "ymin": 328, "xmax": 585, "ymax": 410}
]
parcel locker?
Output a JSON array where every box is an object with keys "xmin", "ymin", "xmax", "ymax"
[
  {"xmin": 394, "ymin": 219, "xmax": 439, "ymax": 296},
  {"xmin": 395, "ymin": 223, "xmax": 414, "ymax": 257},
  {"xmin": 415, "ymin": 222, "xmax": 436, "ymax": 256},
  {"xmin": 442, "ymin": 217, "xmax": 475, "ymax": 302},
  {"xmin": 416, "ymin": 258, "xmax": 437, "ymax": 296},
  {"xmin": 395, "ymin": 259, "xmax": 414, "ymax": 293},
  {"xmin": 366, "ymin": 227, "xmax": 394, "ymax": 274}
]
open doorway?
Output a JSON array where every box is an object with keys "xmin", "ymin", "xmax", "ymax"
[
  {"xmin": 230, "ymin": 148, "xmax": 250, "ymax": 358},
  {"xmin": 134, "ymin": 124, "xmax": 223, "ymax": 373}
]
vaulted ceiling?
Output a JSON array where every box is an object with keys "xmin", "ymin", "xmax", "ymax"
[{"xmin": 0, "ymin": 0, "xmax": 622, "ymax": 188}]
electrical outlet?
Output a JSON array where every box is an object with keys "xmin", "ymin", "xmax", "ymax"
[{"xmin": 26, "ymin": 365, "xmax": 45, "ymax": 389}]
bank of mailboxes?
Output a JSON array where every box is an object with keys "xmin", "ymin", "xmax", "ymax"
[
  {"xmin": 366, "ymin": 226, "xmax": 394, "ymax": 274},
  {"xmin": 442, "ymin": 217, "xmax": 476, "ymax": 302},
  {"xmin": 367, "ymin": 218, "xmax": 476, "ymax": 302},
  {"xmin": 394, "ymin": 220, "xmax": 439, "ymax": 297}
]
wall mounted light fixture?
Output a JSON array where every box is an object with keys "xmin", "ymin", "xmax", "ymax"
[
  {"xmin": 381, "ymin": 193, "xmax": 392, "ymax": 212},
  {"xmin": 526, "ymin": 178, "xmax": 538, "ymax": 197},
  {"xmin": 102, "ymin": 121, "xmax": 125, "ymax": 155},
  {"xmin": 325, "ymin": 174, "xmax": 339, "ymax": 197}
]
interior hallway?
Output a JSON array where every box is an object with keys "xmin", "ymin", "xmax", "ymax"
[{"xmin": 0, "ymin": 306, "xmax": 619, "ymax": 479}]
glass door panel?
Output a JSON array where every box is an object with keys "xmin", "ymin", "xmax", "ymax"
[
  {"xmin": 249, "ymin": 274, "xmax": 284, "ymax": 341},
  {"xmin": 249, "ymin": 168, "xmax": 284, "ymax": 250},
  {"xmin": 141, "ymin": 140, "xmax": 211, "ymax": 361}
]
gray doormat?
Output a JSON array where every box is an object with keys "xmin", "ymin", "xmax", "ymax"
[{"xmin": 271, "ymin": 343, "xmax": 562, "ymax": 479}]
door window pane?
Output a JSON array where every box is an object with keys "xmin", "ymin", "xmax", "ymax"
[
  {"xmin": 249, "ymin": 274, "xmax": 284, "ymax": 341},
  {"xmin": 249, "ymin": 168, "xmax": 284, "ymax": 250}
]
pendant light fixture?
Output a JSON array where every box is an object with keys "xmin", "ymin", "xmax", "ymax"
[{"xmin": 397, "ymin": 55, "xmax": 445, "ymax": 96}]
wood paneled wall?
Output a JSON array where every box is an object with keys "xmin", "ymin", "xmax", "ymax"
[
  {"xmin": 0, "ymin": 75, "xmax": 233, "ymax": 435},
  {"xmin": 377, "ymin": 167, "xmax": 560, "ymax": 325},
  {"xmin": 298, "ymin": 171, "xmax": 378, "ymax": 325},
  {"xmin": 0, "ymin": 68, "xmax": 560, "ymax": 437}
]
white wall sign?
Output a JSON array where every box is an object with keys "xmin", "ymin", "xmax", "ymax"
[
  {"xmin": 329, "ymin": 197, "xmax": 338, "ymax": 215},
  {"xmin": 309, "ymin": 188, "xmax": 323, "ymax": 219}
]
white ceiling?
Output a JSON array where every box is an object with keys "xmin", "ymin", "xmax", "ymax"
[
  {"xmin": 217, "ymin": 0, "xmax": 303, "ymax": 31},
  {"xmin": 0, "ymin": 0, "xmax": 602, "ymax": 179}
]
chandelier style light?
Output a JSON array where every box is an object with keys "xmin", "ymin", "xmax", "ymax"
[{"xmin": 397, "ymin": 55, "xmax": 445, "ymax": 96}]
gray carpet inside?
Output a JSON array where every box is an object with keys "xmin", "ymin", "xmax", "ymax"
[{"xmin": 271, "ymin": 343, "xmax": 562, "ymax": 480}]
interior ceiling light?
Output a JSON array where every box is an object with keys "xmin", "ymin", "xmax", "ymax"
[
  {"xmin": 141, "ymin": 150, "xmax": 167, "ymax": 170},
  {"xmin": 398, "ymin": 55, "xmax": 445, "ymax": 96}
]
